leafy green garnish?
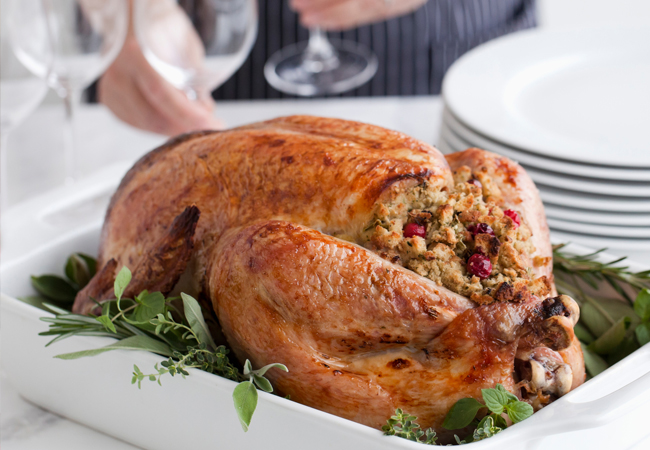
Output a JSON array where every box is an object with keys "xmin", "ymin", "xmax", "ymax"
[
  {"xmin": 442, "ymin": 398, "xmax": 485, "ymax": 430},
  {"xmin": 382, "ymin": 409, "xmax": 438, "ymax": 445},
  {"xmin": 38, "ymin": 259, "xmax": 287, "ymax": 433}
]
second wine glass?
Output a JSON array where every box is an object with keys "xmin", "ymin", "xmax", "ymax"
[
  {"xmin": 134, "ymin": 0, "xmax": 258, "ymax": 102},
  {"xmin": 10, "ymin": 0, "xmax": 128, "ymax": 184}
]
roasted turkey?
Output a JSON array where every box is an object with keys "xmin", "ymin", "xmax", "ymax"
[{"xmin": 74, "ymin": 116, "xmax": 585, "ymax": 439}]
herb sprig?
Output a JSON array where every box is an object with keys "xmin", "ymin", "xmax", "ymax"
[{"xmin": 35, "ymin": 255, "xmax": 287, "ymax": 432}]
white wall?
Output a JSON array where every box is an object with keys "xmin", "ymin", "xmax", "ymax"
[{"xmin": 538, "ymin": 0, "xmax": 650, "ymax": 29}]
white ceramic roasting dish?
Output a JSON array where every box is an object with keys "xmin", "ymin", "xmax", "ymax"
[{"xmin": 2, "ymin": 163, "xmax": 650, "ymax": 450}]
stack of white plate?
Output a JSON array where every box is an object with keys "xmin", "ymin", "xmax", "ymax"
[{"xmin": 439, "ymin": 27, "xmax": 650, "ymax": 252}]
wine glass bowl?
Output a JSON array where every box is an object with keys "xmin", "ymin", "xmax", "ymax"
[
  {"xmin": 264, "ymin": 28, "xmax": 378, "ymax": 97},
  {"xmin": 134, "ymin": 0, "xmax": 258, "ymax": 100},
  {"xmin": 9, "ymin": 0, "xmax": 128, "ymax": 183}
]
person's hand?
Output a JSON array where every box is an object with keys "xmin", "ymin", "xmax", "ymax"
[
  {"xmin": 98, "ymin": 2, "xmax": 223, "ymax": 137},
  {"xmin": 290, "ymin": 0, "xmax": 427, "ymax": 31}
]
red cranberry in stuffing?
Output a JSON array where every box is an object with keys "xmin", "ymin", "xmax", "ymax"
[
  {"xmin": 503, "ymin": 209, "xmax": 521, "ymax": 228},
  {"xmin": 467, "ymin": 179, "xmax": 482, "ymax": 188},
  {"xmin": 403, "ymin": 223, "xmax": 426, "ymax": 238},
  {"xmin": 467, "ymin": 223, "xmax": 495, "ymax": 237},
  {"xmin": 467, "ymin": 253, "xmax": 492, "ymax": 279}
]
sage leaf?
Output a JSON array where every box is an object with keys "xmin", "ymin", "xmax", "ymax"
[
  {"xmin": 64, "ymin": 254, "xmax": 93, "ymax": 288},
  {"xmin": 589, "ymin": 316, "xmax": 631, "ymax": 355},
  {"xmin": 132, "ymin": 291, "xmax": 165, "ymax": 323},
  {"xmin": 96, "ymin": 315, "xmax": 117, "ymax": 333},
  {"xmin": 252, "ymin": 374, "xmax": 273, "ymax": 393},
  {"xmin": 443, "ymin": 397, "xmax": 485, "ymax": 430},
  {"xmin": 634, "ymin": 289, "xmax": 650, "ymax": 322},
  {"xmin": 181, "ymin": 293, "xmax": 216, "ymax": 350},
  {"xmin": 114, "ymin": 266, "xmax": 132, "ymax": 301},
  {"xmin": 252, "ymin": 362, "xmax": 288, "ymax": 377},
  {"xmin": 607, "ymin": 335, "xmax": 640, "ymax": 365},
  {"xmin": 233, "ymin": 381, "xmax": 258, "ymax": 432},
  {"xmin": 573, "ymin": 322, "xmax": 595, "ymax": 344},
  {"xmin": 505, "ymin": 401, "xmax": 533, "ymax": 423},
  {"xmin": 635, "ymin": 322, "xmax": 650, "ymax": 346},
  {"xmin": 580, "ymin": 299, "xmax": 636, "ymax": 337},
  {"xmin": 581, "ymin": 342, "xmax": 609, "ymax": 377},
  {"xmin": 31, "ymin": 275, "xmax": 78, "ymax": 303},
  {"xmin": 54, "ymin": 335, "xmax": 173, "ymax": 360}
]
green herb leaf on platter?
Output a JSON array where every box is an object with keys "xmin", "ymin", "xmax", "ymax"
[
  {"xmin": 634, "ymin": 289, "xmax": 650, "ymax": 322},
  {"xmin": 131, "ymin": 291, "xmax": 165, "ymax": 323},
  {"xmin": 481, "ymin": 384, "xmax": 517, "ymax": 415},
  {"xmin": 382, "ymin": 409, "xmax": 438, "ymax": 445},
  {"xmin": 233, "ymin": 381, "xmax": 258, "ymax": 432},
  {"xmin": 573, "ymin": 322, "xmax": 595, "ymax": 344},
  {"xmin": 472, "ymin": 416, "xmax": 503, "ymax": 442},
  {"xmin": 95, "ymin": 314, "xmax": 117, "ymax": 333},
  {"xmin": 607, "ymin": 334, "xmax": 640, "ymax": 366},
  {"xmin": 443, "ymin": 397, "xmax": 486, "ymax": 430},
  {"xmin": 181, "ymin": 293, "xmax": 216, "ymax": 350},
  {"xmin": 579, "ymin": 298, "xmax": 636, "ymax": 338},
  {"xmin": 252, "ymin": 374, "xmax": 273, "ymax": 393},
  {"xmin": 31, "ymin": 275, "xmax": 78, "ymax": 303},
  {"xmin": 581, "ymin": 342, "xmax": 609, "ymax": 377},
  {"xmin": 504, "ymin": 401, "xmax": 533, "ymax": 423},
  {"xmin": 252, "ymin": 362, "xmax": 288, "ymax": 377},
  {"xmin": 54, "ymin": 335, "xmax": 173, "ymax": 360},
  {"xmin": 589, "ymin": 316, "xmax": 631, "ymax": 355},
  {"xmin": 635, "ymin": 322, "xmax": 650, "ymax": 346},
  {"xmin": 64, "ymin": 253, "xmax": 94, "ymax": 288},
  {"xmin": 114, "ymin": 266, "xmax": 132, "ymax": 301}
]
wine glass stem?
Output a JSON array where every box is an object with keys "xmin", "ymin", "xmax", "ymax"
[
  {"xmin": 1, "ymin": 131, "xmax": 9, "ymax": 215},
  {"xmin": 61, "ymin": 88, "xmax": 81, "ymax": 185},
  {"xmin": 305, "ymin": 28, "xmax": 339, "ymax": 73}
]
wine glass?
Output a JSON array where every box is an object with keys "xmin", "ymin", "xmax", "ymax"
[
  {"xmin": 10, "ymin": 0, "xmax": 128, "ymax": 184},
  {"xmin": 134, "ymin": 0, "xmax": 258, "ymax": 102},
  {"xmin": 0, "ymin": 8, "xmax": 50, "ymax": 213},
  {"xmin": 264, "ymin": 27, "xmax": 378, "ymax": 96}
]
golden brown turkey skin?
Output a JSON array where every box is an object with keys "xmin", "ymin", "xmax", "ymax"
[
  {"xmin": 207, "ymin": 220, "xmax": 577, "ymax": 437},
  {"xmin": 73, "ymin": 116, "xmax": 585, "ymax": 435}
]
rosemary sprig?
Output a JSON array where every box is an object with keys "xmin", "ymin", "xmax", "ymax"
[{"xmin": 552, "ymin": 243, "xmax": 650, "ymax": 305}]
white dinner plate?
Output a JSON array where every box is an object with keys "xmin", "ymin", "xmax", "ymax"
[
  {"xmin": 547, "ymin": 217, "xmax": 650, "ymax": 239},
  {"xmin": 544, "ymin": 204, "xmax": 650, "ymax": 227},
  {"xmin": 441, "ymin": 110, "xmax": 650, "ymax": 182},
  {"xmin": 549, "ymin": 229, "xmax": 650, "ymax": 252},
  {"xmin": 440, "ymin": 134, "xmax": 650, "ymax": 213},
  {"xmin": 440, "ymin": 124, "xmax": 650, "ymax": 197},
  {"xmin": 442, "ymin": 27, "xmax": 650, "ymax": 167}
]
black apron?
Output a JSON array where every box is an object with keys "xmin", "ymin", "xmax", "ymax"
[{"xmin": 213, "ymin": 0, "xmax": 537, "ymax": 99}]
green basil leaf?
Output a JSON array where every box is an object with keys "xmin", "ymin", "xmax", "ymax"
[
  {"xmin": 64, "ymin": 254, "xmax": 92, "ymax": 288},
  {"xmin": 31, "ymin": 275, "xmax": 78, "ymax": 303},
  {"xmin": 442, "ymin": 398, "xmax": 486, "ymax": 430},
  {"xmin": 181, "ymin": 293, "xmax": 216, "ymax": 350},
  {"xmin": 252, "ymin": 374, "xmax": 273, "ymax": 393},
  {"xmin": 114, "ymin": 266, "xmax": 132, "ymax": 301},
  {"xmin": 96, "ymin": 315, "xmax": 117, "ymax": 333},
  {"xmin": 589, "ymin": 316, "xmax": 631, "ymax": 355},
  {"xmin": 581, "ymin": 342, "xmax": 609, "ymax": 377},
  {"xmin": 635, "ymin": 322, "xmax": 650, "ymax": 346},
  {"xmin": 232, "ymin": 381, "xmax": 258, "ymax": 432},
  {"xmin": 634, "ymin": 289, "xmax": 650, "ymax": 322},
  {"xmin": 132, "ymin": 291, "xmax": 165, "ymax": 323},
  {"xmin": 504, "ymin": 401, "xmax": 533, "ymax": 423},
  {"xmin": 481, "ymin": 384, "xmax": 514, "ymax": 414},
  {"xmin": 54, "ymin": 335, "xmax": 173, "ymax": 360},
  {"xmin": 252, "ymin": 362, "xmax": 288, "ymax": 377}
]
